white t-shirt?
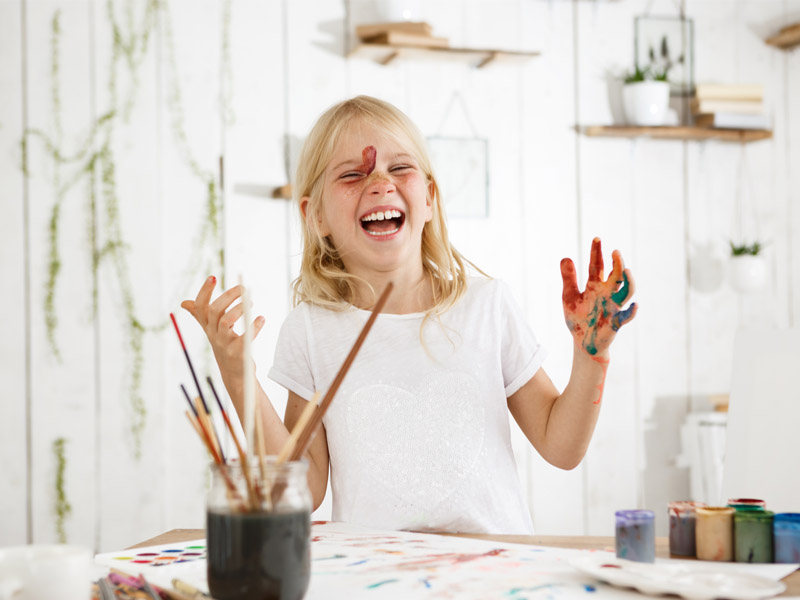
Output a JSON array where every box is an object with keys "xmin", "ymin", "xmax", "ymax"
[{"xmin": 268, "ymin": 277, "xmax": 546, "ymax": 534}]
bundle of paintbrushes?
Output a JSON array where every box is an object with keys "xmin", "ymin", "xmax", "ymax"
[{"xmin": 168, "ymin": 282, "xmax": 392, "ymax": 513}]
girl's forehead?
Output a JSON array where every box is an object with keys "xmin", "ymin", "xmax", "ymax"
[{"xmin": 333, "ymin": 120, "xmax": 409, "ymax": 157}]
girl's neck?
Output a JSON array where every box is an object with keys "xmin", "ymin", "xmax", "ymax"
[{"xmin": 351, "ymin": 268, "xmax": 434, "ymax": 314}]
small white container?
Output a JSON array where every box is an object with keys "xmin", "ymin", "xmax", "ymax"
[
  {"xmin": 622, "ymin": 81, "xmax": 670, "ymax": 126},
  {"xmin": 729, "ymin": 254, "xmax": 768, "ymax": 293}
]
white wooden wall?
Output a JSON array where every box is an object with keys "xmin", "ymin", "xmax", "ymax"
[{"xmin": 1, "ymin": 0, "xmax": 798, "ymax": 550}]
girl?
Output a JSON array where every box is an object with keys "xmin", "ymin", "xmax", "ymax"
[{"xmin": 181, "ymin": 95, "xmax": 636, "ymax": 534}]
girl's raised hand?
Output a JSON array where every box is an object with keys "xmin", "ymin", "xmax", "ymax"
[
  {"xmin": 180, "ymin": 276, "xmax": 265, "ymax": 382},
  {"xmin": 560, "ymin": 238, "xmax": 637, "ymax": 357}
]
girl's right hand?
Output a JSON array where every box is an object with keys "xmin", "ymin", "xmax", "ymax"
[{"xmin": 180, "ymin": 276, "xmax": 266, "ymax": 386}]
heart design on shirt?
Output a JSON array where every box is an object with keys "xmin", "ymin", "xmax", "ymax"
[{"xmin": 344, "ymin": 370, "xmax": 485, "ymax": 525}]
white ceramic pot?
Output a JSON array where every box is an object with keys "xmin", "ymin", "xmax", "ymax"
[
  {"xmin": 729, "ymin": 255, "xmax": 768, "ymax": 293},
  {"xmin": 376, "ymin": 0, "xmax": 422, "ymax": 21},
  {"xmin": 622, "ymin": 81, "xmax": 670, "ymax": 126}
]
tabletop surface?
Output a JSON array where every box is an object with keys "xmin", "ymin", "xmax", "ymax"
[{"xmin": 130, "ymin": 528, "xmax": 800, "ymax": 597}]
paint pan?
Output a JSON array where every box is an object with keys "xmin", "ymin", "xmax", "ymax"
[
  {"xmin": 774, "ymin": 513, "xmax": 800, "ymax": 564},
  {"xmin": 734, "ymin": 509, "xmax": 774, "ymax": 563},
  {"xmin": 668, "ymin": 501, "xmax": 704, "ymax": 557},
  {"xmin": 695, "ymin": 506, "xmax": 735, "ymax": 561},
  {"xmin": 727, "ymin": 498, "xmax": 766, "ymax": 511},
  {"xmin": 615, "ymin": 510, "xmax": 655, "ymax": 563}
]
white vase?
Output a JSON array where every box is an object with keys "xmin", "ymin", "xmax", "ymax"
[
  {"xmin": 375, "ymin": 0, "xmax": 422, "ymax": 21},
  {"xmin": 729, "ymin": 255, "xmax": 768, "ymax": 293},
  {"xmin": 622, "ymin": 81, "xmax": 670, "ymax": 126}
]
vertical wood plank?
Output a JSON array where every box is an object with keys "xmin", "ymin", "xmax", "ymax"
[
  {"xmin": 519, "ymin": 0, "xmax": 585, "ymax": 535},
  {"xmin": 0, "ymin": 0, "xmax": 29, "ymax": 545},
  {"xmin": 24, "ymin": 0, "xmax": 97, "ymax": 547}
]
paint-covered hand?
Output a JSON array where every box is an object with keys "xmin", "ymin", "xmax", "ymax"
[
  {"xmin": 180, "ymin": 276, "xmax": 265, "ymax": 386},
  {"xmin": 560, "ymin": 238, "xmax": 637, "ymax": 356}
]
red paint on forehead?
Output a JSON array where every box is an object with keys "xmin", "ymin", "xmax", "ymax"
[{"xmin": 361, "ymin": 146, "xmax": 377, "ymax": 175}]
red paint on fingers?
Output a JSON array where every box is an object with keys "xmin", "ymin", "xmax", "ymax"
[
  {"xmin": 561, "ymin": 258, "xmax": 581, "ymax": 309},
  {"xmin": 361, "ymin": 146, "xmax": 377, "ymax": 175},
  {"xmin": 588, "ymin": 237, "xmax": 604, "ymax": 282}
]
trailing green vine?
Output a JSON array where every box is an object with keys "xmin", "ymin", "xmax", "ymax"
[
  {"xmin": 22, "ymin": 0, "xmax": 232, "ymax": 457},
  {"xmin": 52, "ymin": 437, "xmax": 71, "ymax": 544}
]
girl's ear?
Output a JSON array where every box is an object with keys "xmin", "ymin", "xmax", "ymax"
[
  {"xmin": 301, "ymin": 196, "xmax": 330, "ymax": 236},
  {"xmin": 425, "ymin": 181, "xmax": 435, "ymax": 222}
]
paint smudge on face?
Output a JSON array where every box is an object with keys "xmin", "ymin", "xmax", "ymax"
[
  {"xmin": 561, "ymin": 238, "xmax": 637, "ymax": 358},
  {"xmin": 361, "ymin": 145, "xmax": 377, "ymax": 175}
]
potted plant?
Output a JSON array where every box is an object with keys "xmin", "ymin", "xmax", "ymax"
[
  {"xmin": 622, "ymin": 64, "xmax": 670, "ymax": 126},
  {"xmin": 728, "ymin": 241, "xmax": 768, "ymax": 293}
]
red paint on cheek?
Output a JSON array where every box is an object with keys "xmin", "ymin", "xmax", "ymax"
[{"xmin": 361, "ymin": 146, "xmax": 376, "ymax": 175}]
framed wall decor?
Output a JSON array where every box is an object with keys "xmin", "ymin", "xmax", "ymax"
[
  {"xmin": 427, "ymin": 136, "xmax": 489, "ymax": 218},
  {"xmin": 635, "ymin": 15, "xmax": 694, "ymax": 96}
]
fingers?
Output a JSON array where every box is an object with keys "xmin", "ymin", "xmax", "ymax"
[
  {"xmin": 560, "ymin": 258, "xmax": 581, "ymax": 309},
  {"xmin": 252, "ymin": 316, "xmax": 266, "ymax": 339},
  {"xmin": 180, "ymin": 299, "xmax": 197, "ymax": 320},
  {"xmin": 609, "ymin": 249, "xmax": 624, "ymax": 286},
  {"xmin": 208, "ymin": 285, "xmax": 244, "ymax": 330},
  {"xmin": 588, "ymin": 237, "xmax": 604, "ymax": 282},
  {"xmin": 612, "ymin": 302, "xmax": 638, "ymax": 331},
  {"xmin": 193, "ymin": 276, "xmax": 217, "ymax": 324}
]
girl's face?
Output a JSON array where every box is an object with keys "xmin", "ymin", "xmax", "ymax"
[{"xmin": 311, "ymin": 119, "xmax": 433, "ymax": 280}]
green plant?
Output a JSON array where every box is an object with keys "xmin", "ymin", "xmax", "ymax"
[
  {"xmin": 53, "ymin": 437, "xmax": 72, "ymax": 543},
  {"xmin": 623, "ymin": 64, "xmax": 669, "ymax": 84},
  {"xmin": 22, "ymin": 0, "xmax": 232, "ymax": 457},
  {"xmin": 729, "ymin": 241, "xmax": 764, "ymax": 256}
]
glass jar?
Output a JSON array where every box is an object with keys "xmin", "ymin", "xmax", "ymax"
[
  {"xmin": 615, "ymin": 510, "xmax": 655, "ymax": 562},
  {"xmin": 734, "ymin": 509, "xmax": 774, "ymax": 563},
  {"xmin": 695, "ymin": 506, "xmax": 735, "ymax": 561},
  {"xmin": 206, "ymin": 458, "xmax": 312, "ymax": 600},
  {"xmin": 774, "ymin": 513, "xmax": 800, "ymax": 564},
  {"xmin": 668, "ymin": 501, "xmax": 704, "ymax": 557}
]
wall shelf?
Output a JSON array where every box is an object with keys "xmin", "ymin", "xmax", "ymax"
[
  {"xmin": 766, "ymin": 22, "xmax": 800, "ymax": 50},
  {"xmin": 348, "ymin": 43, "xmax": 539, "ymax": 68},
  {"xmin": 581, "ymin": 125, "xmax": 773, "ymax": 143}
]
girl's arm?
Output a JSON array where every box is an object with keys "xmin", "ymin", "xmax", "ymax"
[
  {"xmin": 507, "ymin": 238, "xmax": 637, "ymax": 470},
  {"xmin": 284, "ymin": 392, "xmax": 330, "ymax": 510},
  {"xmin": 181, "ymin": 276, "xmax": 329, "ymax": 508}
]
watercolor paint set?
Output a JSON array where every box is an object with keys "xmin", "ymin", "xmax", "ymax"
[{"xmin": 615, "ymin": 499, "xmax": 800, "ymax": 564}]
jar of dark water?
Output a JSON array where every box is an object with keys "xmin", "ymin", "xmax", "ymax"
[{"xmin": 206, "ymin": 458, "xmax": 311, "ymax": 600}]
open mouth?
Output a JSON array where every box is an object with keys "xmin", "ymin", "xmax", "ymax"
[{"xmin": 360, "ymin": 209, "xmax": 405, "ymax": 237}]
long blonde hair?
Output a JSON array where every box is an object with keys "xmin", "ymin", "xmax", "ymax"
[{"xmin": 292, "ymin": 95, "xmax": 480, "ymax": 316}]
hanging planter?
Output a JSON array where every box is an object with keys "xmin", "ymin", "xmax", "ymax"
[{"xmin": 729, "ymin": 242, "xmax": 768, "ymax": 293}]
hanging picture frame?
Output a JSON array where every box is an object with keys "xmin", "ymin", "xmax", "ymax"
[
  {"xmin": 634, "ymin": 15, "xmax": 694, "ymax": 96},
  {"xmin": 427, "ymin": 136, "xmax": 489, "ymax": 218}
]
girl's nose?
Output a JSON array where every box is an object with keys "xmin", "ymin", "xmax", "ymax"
[{"xmin": 367, "ymin": 172, "xmax": 395, "ymax": 195}]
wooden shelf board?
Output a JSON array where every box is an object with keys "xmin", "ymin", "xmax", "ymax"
[
  {"xmin": 349, "ymin": 43, "xmax": 539, "ymax": 68},
  {"xmin": 766, "ymin": 22, "xmax": 800, "ymax": 50},
  {"xmin": 582, "ymin": 125, "xmax": 773, "ymax": 143}
]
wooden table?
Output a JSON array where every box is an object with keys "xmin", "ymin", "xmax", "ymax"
[{"xmin": 132, "ymin": 529, "xmax": 800, "ymax": 597}]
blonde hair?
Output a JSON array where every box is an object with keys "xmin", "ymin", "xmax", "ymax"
[{"xmin": 292, "ymin": 95, "xmax": 482, "ymax": 317}]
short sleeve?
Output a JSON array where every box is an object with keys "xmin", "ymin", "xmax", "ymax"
[
  {"xmin": 268, "ymin": 304, "xmax": 316, "ymax": 401},
  {"xmin": 496, "ymin": 280, "xmax": 547, "ymax": 396}
]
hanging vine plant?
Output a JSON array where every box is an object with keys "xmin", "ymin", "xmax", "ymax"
[
  {"xmin": 22, "ymin": 0, "xmax": 233, "ymax": 457},
  {"xmin": 52, "ymin": 437, "xmax": 71, "ymax": 543}
]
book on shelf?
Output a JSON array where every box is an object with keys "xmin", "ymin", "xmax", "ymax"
[
  {"xmin": 362, "ymin": 30, "xmax": 449, "ymax": 48},
  {"xmin": 694, "ymin": 83, "xmax": 763, "ymax": 101},
  {"xmin": 693, "ymin": 112, "xmax": 770, "ymax": 130},
  {"xmin": 690, "ymin": 98, "xmax": 764, "ymax": 115},
  {"xmin": 356, "ymin": 21, "xmax": 433, "ymax": 40}
]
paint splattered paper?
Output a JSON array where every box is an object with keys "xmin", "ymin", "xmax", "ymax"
[
  {"xmin": 94, "ymin": 540, "xmax": 208, "ymax": 591},
  {"xmin": 94, "ymin": 523, "xmax": 797, "ymax": 599}
]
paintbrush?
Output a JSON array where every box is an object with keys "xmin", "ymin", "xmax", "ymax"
[
  {"xmin": 290, "ymin": 282, "xmax": 392, "ymax": 461},
  {"xmin": 276, "ymin": 392, "xmax": 320, "ymax": 464},
  {"xmin": 270, "ymin": 283, "xmax": 392, "ymax": 505},
  {"xmin": 170, "ymin": 313, "xmax": 226, "ymax": 462},
  {"xmin": 207, "ymin": 376, "xmax": 260, "ymax": 508}
]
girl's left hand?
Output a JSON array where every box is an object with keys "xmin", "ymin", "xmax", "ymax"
[{"xmin": 560, "ymin": 238, "xmax": 637, "ymax": 357}]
